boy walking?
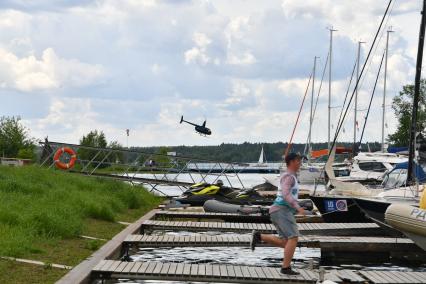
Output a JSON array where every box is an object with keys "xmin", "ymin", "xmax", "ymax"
[{"xmin": 250, "ymin": 153, "xmax": 305, "ymax": 275}]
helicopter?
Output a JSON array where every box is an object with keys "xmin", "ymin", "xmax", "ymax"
[{"xmin": 180, "ymin": 115, "xmax": 212, "ymax": 136}]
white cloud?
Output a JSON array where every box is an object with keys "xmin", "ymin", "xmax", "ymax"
[
  {"xmin": 0, "ymin": 47, "xmax": 105, "ymax": 92},
  {"xmin": 184, "ymin": 32, "xmax": 212, "ymax": 65}
]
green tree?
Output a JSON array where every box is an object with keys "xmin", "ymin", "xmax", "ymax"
[
  {"xmin": 0, "ymin": 116, "xmax": 35, "ymax": 158},
  {"xmin": 388, "ymin": 79, "xmax": 426, "ymax": 146},
  {"xmin": 17, "ymin": 148, "xmax": 36, "ymax": 160},
  {"xmin": 155, "ymin": 147, "xmax": 172, "ymax": 168},
  {"xmin": 78, "ymin": 130, "xmax": 108, "ymax": 168},
  {"xmin": 108, "ymin": 141, "xmax": 124, "ymax": 164}
]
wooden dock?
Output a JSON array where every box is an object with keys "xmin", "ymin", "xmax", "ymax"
[
  {"xmin": 57, "ymin": 205, "xmax": 426, "ymax": 283},
  {"xmin": 91, "ymin": 260, "xmax": 426, "ymax": 283},
  {"xmin": 123, "ymin": 234, "xmax": 417, "ymax": 251},
  {"xmin": 141, "ymin": 220, "xmax": 384, "ymax": 236},
  {"xmin": 154, "ymin": 210, "xmax": 324, "ymax": 223}
]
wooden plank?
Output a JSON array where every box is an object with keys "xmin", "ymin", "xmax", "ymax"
[
  {"xmin": 175, "ymin": 263, "xmax": 184, "ymax": 276},
  {"xmin": 190, "ymin": 264, "xmax": 198, "ymax": 277},
  {"xmin": 115, "ymin": 261, "xmax": 128, "ymax": 273},
  {"xmin": 253, "ymin": 266, "xmax": 266, "ymax": 279},
  {"xmin": 375, "ymin": 270, "xmax": 401, "ymax": 283},
  {"xmin": 247, "ymin": 265, "xmax": 258, "ymax": 279},
  {"xmin": 219, "ymin": 265, "xmax": 228, "ymax": 277},
  {"xmin": 205, "ymin": 264, "xmax": 213, "ymax": 276},
  {"xmin": 92, "ymin": 260, "xmax": 107, "ymax": 271},
  {"xmin": 198, "ymin": 264, "xmax": 206, "ymax": 276},
  {"xmin": 182, "ymin": 263, "xmax": 191, "ymax": 276},
  {"xmin": 144, "ymin": 262, "xmax": 157, "ymax": 275},
  {"xmin": 234, "ymin": 265, "xmax": 244, "ymax": 278},
  {"xmin": 226, "ymin": 265, "xmax": 236, "ymax": 278},
  {"xmin": 396, "ymin": 272, "xmax": 422, "ymax": 284},
  {"xmin": 168, "ymin": 262, "xmax": 177, "ymax": 276},
  {"xmin": 130, "ymin": 262, "xmax": 143, "ymax": 273},
  {"xmin": 121, "ymin": 262, "xmax": 136, "ymax": 273},
  {"xmin": 160, "ymin": 262, "xmax": 170, "ymax": 275},
  {"xmin": 212, "ymin": 264, "xmax": 220, "ymax": 277},
  {"xmin": 98, "ymin": 260, "xmax": 115, "ymax": 272},
  {"xmin": 361, "ymin": 271, "xmax": 385, "ymax": 283}
]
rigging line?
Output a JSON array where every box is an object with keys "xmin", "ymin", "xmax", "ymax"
[
  {"xmin": 330, "ymin": 0, "xmax": 393, "ymax": 153},
  {"xmin": 285, "ymin": 72, "xmax": 313, "ymax": 157},
  {"xmin": 358, "ymin": 50, "xmax": 386, "ymax": 147},
  {"xmin": 312, "ymin": 52, "xmax": 329, "ymax": 120},
  {"xmin": 304, "ymin": 54, "xmax": 329, "ymax": 156},
  {"xmin": 358, "ymin": 0, "xmax": 396, "ymax": 91},
  {"xmin": 334, "ymin": 58, "xmax": 358, "ymax": 139}
]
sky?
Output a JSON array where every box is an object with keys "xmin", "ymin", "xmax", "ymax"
[{"xmin": 0, "ymin": 0, "xmax": 423, "ymax": 147}]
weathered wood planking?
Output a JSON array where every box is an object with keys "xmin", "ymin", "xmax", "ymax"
[
  {"xmin": 91, "ymin": 260, "xmax": 317, "ymax": 283},
  {"xmin": 92, "ymin": 260, "xmax": 426, "ymax": 283},
  {"xmin": 360, "ymin": 270, "xmax": 426, "ymax": 284},
  {"xmin": 122, "ymin": 234, "xmax": 419, "ymax": 254},
  {"xmin": 154, "ymin": 210, "xmax": 323, "ymax": 223},
  {"xmin": 141, "ymin": 220, "xmax": 383, "ymax": 236}
]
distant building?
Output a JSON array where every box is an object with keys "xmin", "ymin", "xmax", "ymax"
[{"xmin": 1, "ymin": 158, "xmax": 32, "ymax": 167}]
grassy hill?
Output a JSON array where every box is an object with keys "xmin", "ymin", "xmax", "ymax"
[{"xmin": 0, "ymin": 165, "xmax": 162, "ymax": 283}]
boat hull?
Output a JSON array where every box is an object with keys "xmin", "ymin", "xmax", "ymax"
[
  {"xmin": 309, "ymin": 195, "xmax": 370, "ymax": 223},
  {"xmin": 353, "ymin": 198, "xmax": 391, "ymax": 224}
]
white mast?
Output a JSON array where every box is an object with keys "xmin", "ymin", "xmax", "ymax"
[
  {"xmin": 328, "ymin": 27, "xmax": 337, "ymax": 150},
  {"xmin": 308, "ymin": 56, "xmax": 318, "ymax": 160},
  {"xmin": 382, "ymin": 28, "xmax": 393, "ymax": 152},
  {"xmin": 354, "ymin": 41, "xmax": 364, "ymax": 151}
]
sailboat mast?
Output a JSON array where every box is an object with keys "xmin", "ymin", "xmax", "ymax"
[
  {"xmin": 308, "ymin": 57, "xmax": 317, "ymax": 159},
  {"xmin": 354, "ymin": 41, "xmax": 363, "ymax": 153},
  {"xmin": 328, "ymin": 27, "xmax": 337, "ymax": 151},
  {"xmin": 328, "ymin": 27, "xmax": 337, "ymax": 150},
  {"xmin": 408, "ymin": 0, "xmax": 426, "ymax": 183},
  {"xmin": 381, "ymin": 28, "xmax": 393, "ymax": 152}
]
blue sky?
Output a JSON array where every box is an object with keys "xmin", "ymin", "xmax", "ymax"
[{"xmin": 0, "ymin": 0, "xmax": 422, "ymax": 146}]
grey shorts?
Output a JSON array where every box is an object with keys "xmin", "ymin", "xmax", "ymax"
[{"xmin": 270, "ymin": 206, "xmax": 299, "ymax": 239}]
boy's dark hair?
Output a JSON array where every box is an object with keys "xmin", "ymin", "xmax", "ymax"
[{"xmin": 285, "ymin": 153, "xmax": 301, "ymax": 166}]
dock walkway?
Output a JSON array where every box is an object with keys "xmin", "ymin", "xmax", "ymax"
[
  {"xmin": 141, "ymin": 220, "xmax": 383, "ymax": 236},
  {"xmin": 123, "ymin": 234, "xmax": 417, "ymax": 251},
  {"xmin": 154, "ymin": 210, "xmax": 324, "ymax": 223},
  {"xmin": 92, "ymin": 260, "xmax": 426, "ymax": 284}
]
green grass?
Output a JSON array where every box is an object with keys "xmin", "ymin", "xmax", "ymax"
[{"xmin": 0, "ymin": 165, "xmax": 163, "ymax": 258}]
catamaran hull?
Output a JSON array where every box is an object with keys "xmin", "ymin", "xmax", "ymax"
[{"xmin": 309, "ymin": 196, "xmax": 370, "ymax": 223}]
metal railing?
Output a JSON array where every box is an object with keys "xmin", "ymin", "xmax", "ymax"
[{"xmin": 39, "ymin": 141, "xmax": 249, "ymax": 195}]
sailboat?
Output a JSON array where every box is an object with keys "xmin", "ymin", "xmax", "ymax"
[
  {"xmin": 355, "ymin": 1, "xmax": 426, "ymax": 231},
  {"xmin": 256, "ymin": 146, "xmax": 267, "ymax": 167}
]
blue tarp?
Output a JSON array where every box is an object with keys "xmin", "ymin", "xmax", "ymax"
[{"xmin": 393, "ymin": 161, "xmax": 426, "ymax": 182}]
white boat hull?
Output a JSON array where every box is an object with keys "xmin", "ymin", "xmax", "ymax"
[{"xmin": 385, "ymin": 204, "xmax": 426, "ymax": 251}]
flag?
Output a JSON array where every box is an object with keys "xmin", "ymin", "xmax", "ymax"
[
  {"xmin": 356, "ymin": 121, "xmax": 359, "ymax": 131},
  {"xmin": 126, "ymin": 129, "xmax": 130, "ymax": 136}
]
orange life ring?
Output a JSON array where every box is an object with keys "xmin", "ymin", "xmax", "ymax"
[{"xmin": 54, "ymin": 147, "xmax": 77, "ymax": 170}]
